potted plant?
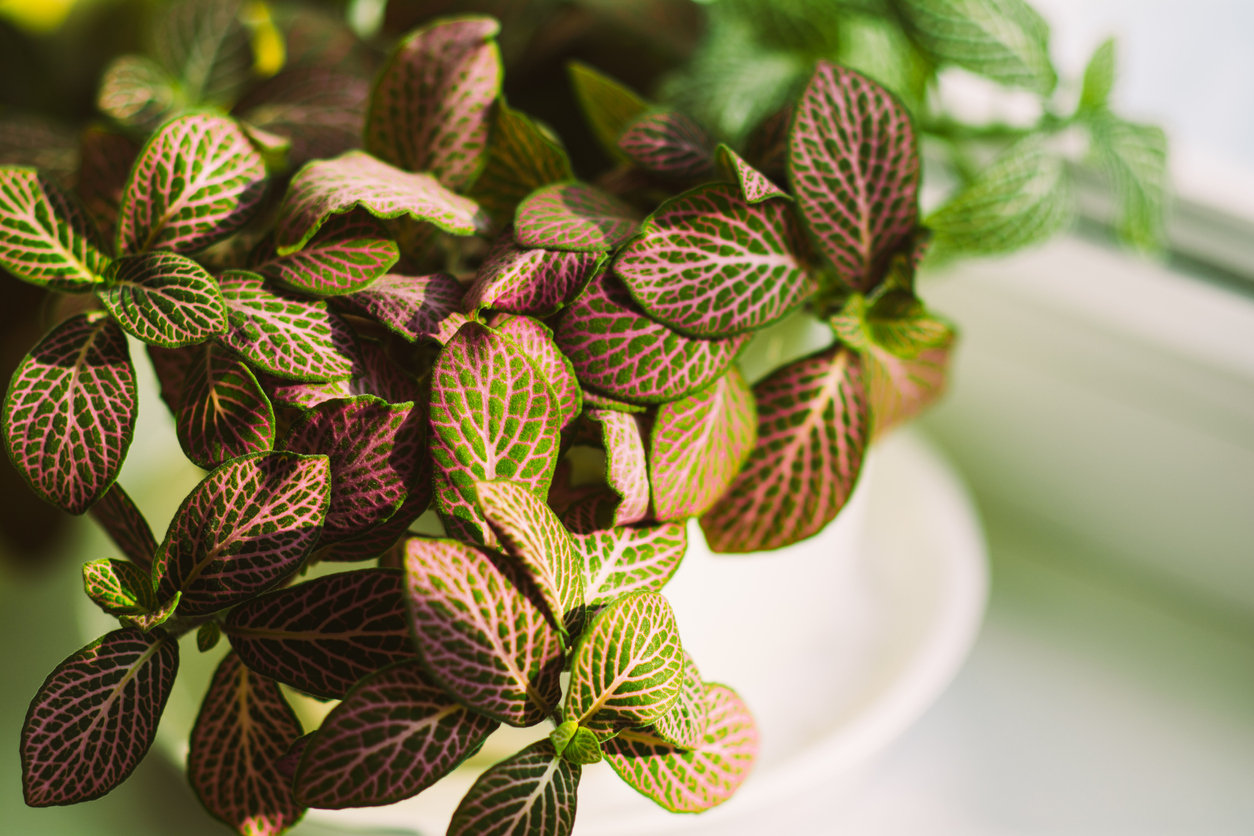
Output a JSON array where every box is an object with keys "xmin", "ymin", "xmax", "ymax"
[{"xmin": 0, "ymin": 1, "xmax": 1164, "ymax": 834}]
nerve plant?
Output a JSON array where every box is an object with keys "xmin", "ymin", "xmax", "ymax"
[{"xmin": 1, "ymin": 2, "xmax": 1159, "ymax": 834}]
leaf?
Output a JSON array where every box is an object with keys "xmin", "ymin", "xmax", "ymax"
[
  {"xmin": 274, "ymin": 151, "xmax": 486, "ymax": 255},
  {"xmin": 403, "ymin": 537, "xmax": 564, "ymax": 726},
  {"xmin": 331, "ymin": 272, "xmax": 467, "ymax": 345},
  {"xmin": 554, "ymin": 723, "xmax": 603, "ymax": 765},
  {"xmin": 447, "ymin": 740, "xmax": 580, "ymax": 836},
  {"xmin": 3, "ymin": 312, "xmax": 136, "ymax": 514},
  {"xmin": 649, "ymin": 368, "xmax": 756, "ymax": 521},
  {"xmin": 700, "ymin": 345, "xmax": 868, "ymax": 552},
  {"xmin": 581, "ymin": 389, "xmax": 646, "ymax": 414},
  {"xmin": 583, "ymin": 410, "xmax": 649, "ymax": 526},
  {"xmin": 617, "ymin": 110, "xmax": 715, "ymax": 179},
  {"xmin": 463, "ymin": 229, "xmax": 605, "ymax": 317},
  {"xmin": 1090, "ymin": 113, "xmax": 1169, "ymax": 252},
  {"xmin": 118, "ymin": 592, "xmax": 181, "ymax": 632},
  {"xmin": 99, "ymin": 251, "xmax": 228, "ymax": 347},
  {"xmin": 148, "ymin": 344, "xmax": 195, "ymax": 415},
  {"xmin": 175, "ymin": 341, "xmax": 276, "ymax": 469},
  {"xmin": 1079, "ymin": 37, "xmax": 1116, "ymax": 114},
  {"xmin": 82, "ymin": 557, "xmax": 157, "ymax": 615},
  {"xmin": 264, "ymin": 339, "xmax": 421, "ymax": 411},
  {"xmin": 218, "ymin": 270, "xmax": 359, "ymax": 382},
  {"xmin": 470, "ymin": 103, "xmax": 574, "ymax": 222},
  {"xmin": 148, "ymin": 0, "xmax": 254, "ymax": 107},
  {"xmin": 555, "ymin": 271, "xmax": 749, "ymax": 405},
  {"xmin": 566, "ymin": 499, "xmax": 687, "ymax": 606},
  {"xmin": 249, "ymin": 212, "xmax": 399, "ymax": 296},
  {"xmin": 188, "ymin": 652, "xmax": 305, "ymax": 836},
  {"xmin": 77, "ymin": 127, "xmax": 141, "ymax": 238},
  {"xmin": 280, "ymin": 396, "xmax": 425, "ymax": 543},
  {"xmin": 648, "ymin": 652, "xmax": 706, "ymax": 750},
  {"xmin": 225, "ymin": 569, "xmax": 418, "ymax": 700},
  {"xmin": 493, "ymin": 314, "xmax": 582, "ymax": 432},
  {"xmin": 895, "ymin": 0, "xmax": 1056, "ymax": 94},
  {"xmin": 569, "ymin": 61, "xmax": 648, "ymax": 164},
  {"xmin": 116, "ymin": 113, "xmax": 268, "ymax": 256},
  {"xmin": 96, "ymin": 55, "xmax": 181, "ymax": 132},
  {"xmin": 318, "ymin": 484, "xmax": 430, "ymax": 564},
  {"xmin": 715, "ymin": 144, "xmax": 789, "ymax": 204},
  {"xmin": 20, "ymin": 628, "xmax": 178, "ymax": 806},
  {"xmin": 514, "ymin": 182, "xmax": 640, "ymax": 252},
  {"xmin": 198, "ymin": 621, "xmax": 222, "ymax": 652},
  {"xmin": 865, "ymin": 340, "xmax": 954, "ymax": 438},
  {"xmin": 235, "ymin": 67, "xmax": 369, "ymax": 167},
  {"xmin": 89, "ymin": 483, "xmax": 157, "ymax": 571},
  {"xmin": 615, "ymin": 183, "xmax": 814, "ymax": 337},
  {"xmin": 603, "ymin": 683, "xmax": 758, "ymax": 813},
  {"xmin": 153, "ymin": 451, "xmax": 331, "ymax": 615},
  {"xmin": 433, "ymin": 466, "xmax": 500, "ymax": 547},
  {"xmin": 567, "ymin": 592, "xmax": 684, "ymax": 735},
  {"xmin": 788, "ymin": 61, "xmax": 919, "ymax": 293},
  {"xmin": 293, "ymin": 660, "xmax": 499, "ymax": 809},
  {"xmin": 365, "ymin": 17, "xmax": 502, "ymax": 191},
  {"xmin": 0, "ymin": 166, "xmax": 110, "ymax": 291}
]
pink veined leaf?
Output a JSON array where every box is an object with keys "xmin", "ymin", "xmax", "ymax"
[
  {"xmin": 403, "ymin": 537, "xmax": 564, "ymax": 726},
  {"xmin": 0, "ymin": 166, "xmax": 110, "ymax": 291},
  {"xmin": 318, "ymin": 480, "xmax": 431, "ymax": 564},
  {"xmin": 3, "ymin": 312, "xmax": 136, "ymax": 514},
  {"xmin": 263, "ymin": 339, "xmax": 422, "ymax": 411},
  {"xmin": 614, "ymin": 183, "xmax": 814, "ymax": 338},
  {"xmin": 714, "ymin": 144, "xmax": 789, "ymax": 204},
  {"xmin": 617, "ymin": 110, "xmax": 716, "ymax": 179},
  {"xmin": 148, "ymin": 343, "xmax": 194, "ymax": 415},
  {"xmin": 514, "ymin": 182, "xmax": 641, "ymax": 252},
  {"xmin": 235, "ymin": 67, "xmax": 369, "ymax": 167},
  {"xmin": 447, "ymin": 740, "xmax": 580, "ymax": 836},
  {"xmin": 330, "ymin": 272, "xmax": 467, "ymax": 345},
  {"xmin": 365, "ymin": 16, "xmax": 502, "ymax": 191},
  {"xmin": 700, "ymin": 345, "xmax": 868, "ymax": 553},
  {"xmin": 217, "ymin": 269, "xmax": 359, "ymax": 382},
  {"xmin": 866, "ymin": 339, "xmax": 954, "ymax": 439},
  {"xmin": 116, "ymin": 112, "xmax": 268, "ymax": 256},
  {"xmin": 20, "ymin": 628, "xmax": 178, "ymax": 806},
  {"xmin": 82, "ymin": 557, "xmax": 158, "ymax": 618},
  {"xmin": 565, "ymin": 494, "xmax": 687, "ymax": 606},
  {"xmin": 76, "ymin": 127, "xmax": 140, "ymax": 239},
  {"xmin": 583, "ymin": 410, "xmax": 649, "ymax": 526},
  {"xmin": 492, "ymin": 314, "xmax": 582, "ymax": 433},
  {"xmin": 433, "ymin": 464, "xmax": 500, "ymax": 548},
  {"xmin": 280, "ymin": 396, "xmax": 426, "ymax": 543},
  {"xmin": 647, "ymin": 652, "xmax": 706, "ymax": 750},
  {"xmin": 99, "ymin": 250, "xmax": 229, "ymax": 348},
  {"xmin": 274, "ymin": 150, "xmax": 487, "ymax": 256},
  {"xmin": 555, "ymin": 271, "xmax": 749, "ymax": 405},
  {"xmin": 249, "ymin": 212, "xmax": 399, "ymax": 296},
  {"xmin": 95, "ymin": 54, "xmax": 179, "ymax": 133},
  {"xmin": 649, "ymin": 368, "xmax": 757, "ymax": 521},
  {"xmin": 580, "ymin": 389, "xmax": 645, "ymax": 414},
  {"xmin": 463, "ymin": 227, "xmax": 606, "ymax": 317},
  {"xmin": 188, "ymin": 652, "xmax": 306, "ymax": 836},
  {"xmin": 569, "ymin": 60, "xmax": 649, "ymax": 165},
  {"xmin": 788, "ymin": 62, "xmax": 919, "ymax": 292},
  {"xmin": 153, "ymin": 451, "xmax": 332, "ymax": 615},
  {"xmin": 224, "ymin": 569, "xmax": 418, "ymax": 700},
  {"xmin": 89, "ymin": 483, "xmax": 157, "ymax": 571},
  {"xmin": 470, "ymin": 102, "xmax": 574, "ymax": 223},
  {"xmin": 603, "ymin": 683, "xmax": 758, "ymax": 813},
  {"xmin": 293, "ymin": 660, "xmax": 500, "ymax": 809},
  {"xmin": 175, "ymin": 341, "xmax": 276, "ymax": 470}
]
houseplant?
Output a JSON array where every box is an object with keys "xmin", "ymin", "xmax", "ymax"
[{"xmin": 0, "ymin": 1, "xmax": 1165, "ymax": 834}]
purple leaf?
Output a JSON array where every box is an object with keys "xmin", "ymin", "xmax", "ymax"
[
  {"xmin": 700, "ymin": 346, "xmax": 868, "ymax": 552},
  {"xmin": 569, "ymin": 61, "xmax": 649, "ymax": 164},
  {"xmin": 218, "ymin": 270, "xmax": 358, "ymax": 382},
  {"xmin": 3, "ymin": 312, "xmax": 136, "ymax": 514},
  {"xmin": 331, "ymin": 272, "xmax": 467, "ymax": 345},
  {"xmin": 148, "ymin": 344, "xmax": 194, "ymax": 415},
  {"xmin": 274, "ymin": 151, "xmax": 486, "ymax": 256},
  {"xmin": 715, "ymin": 144, "xmax": 789, "ymax": 204},
  {"xmin": 249, "ymin": 212, "xmax": 398, "ymax": 296},
  {"xmin": 82, "ymin": 557, "xmax": 157, "ymax": 615},
  {"xmin": 77, "ymin": 127, "xmax": 141, "ymax": 239},
  {"xmin": 463, "ymin": 229, "xmax": 606, "ymax": 317},
  {"xmin": 515, "ymin": 182, "xmax": 640, "ymax": 252},
  {"xmin": 274, "ymin": 733, "xmax": 311, "ymax": 781},
  {"xmin": 189, "ymin": 652, "xmax": 306, "ymax": 836},
  {"xmin": 89, "ymin": 483, "xmax": 157, "ymax": 571},
  {"xmin": 492, "ymin": 314, "xmax": 582, "ymax": 433},
  {"xmin": 788, "ymin": 62, "xmax": 919, "ymax": 292},
  {"xmin": 293, "ymin": 660, "xmax": 499, "ymax": 809},
  {"xmin": 225, "ymin": 569, "xmax": 417, "ymax": 700},
  {"xmin": 175, "ymin": 341, "xmax": 276, "ymax": 470},
  {"xmin": 470, "ymin": 103, "xmax": 574, "ymax": 222},
  {"xmin": 556, "ymin": 272, "xmax": 749, "ymax": 405},
  {"xmin": 565, "ymin": 496, "xmax": 687, "ymax": 605},
  {"xmin": 153, "ymin": 451, "xmax": 331, "ymax": 615},
  {"xmin": 99, "ymin": 250, "xmax": 229, "ymax": 347},
  {"xmin": 0, "ymin": 166, "xmax": 110, "ymax": 291},
  {"xmin": 583, "ymin": 410, "xmax": 649, "ymax": 526},
  {"xmin": 649, "ymin": 368, "xmax": 757, "ymax": 521},
  {"xmin": 403, "ymin": 537, "xmax": 564, "ymax": 726},
  {"xmin": 615, "ymin": 183, "xmax": 814, "ymax": 338},
  {"xmin": 617, "ymin": 110, "xmax": 715, "ymax": 179},
  {"xmin": 20, "ymin": 628, "xmax": 178, "ymax": 806},
  {"xmin": 365, "ymin": 17, "xmax": 502, "ymax": 191},
  {"xmin": 235, "ymin": 67, "xmax": 369, "ymax": 167},
  {"xmin": 264, "ymin": 339, "xmax": 421, "ymax": 411},
  {"xmin": 116, "ymin": 113, "xmax": 267, "ymax": 256},
  {"xmin": 447, "ymin": 740, "xmax": 580, "ymax": 836},
  {"xmin": 648, "ymin": 652, "xmax": 706, "ymax": 750},
  {"xmin": 318, "ymin": 484, "xmax": 430, "ymax": 564}
]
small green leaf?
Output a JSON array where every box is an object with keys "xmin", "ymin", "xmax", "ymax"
[
  {"xmin": 447, "ymin": 740, "xmax": 580, "ymax": 836},
  {"xmin": 99, "ymin": 251, "xmax": 229, "ymax": 348},
  {"xmin": 119, "ymin": 591, "xmax": 181, "ymax": 632},
  {"xmin": 565, "ymin": 498, "xmax": 688, "ymax": 606},
  {"xmin": 1079, "ymin": 38, "xmax": 1116, "ymax": 114},
  {"xmin": 549, "ymin": 720, "xmax": 579, "ymax": 757},
  {"xmin": 197, "ymin": 621, "xmax": 221, "ymax": 652},
  {"xmin": 561, "ymin": 726, "xmax": 603, "ymax": 765},
  {"xmin": 1090, "ymin": 113, "xmax": 1169, "ymax": 252},
  {"xmin": 568, "ymin": 61, "xmax": 648, "ymax": 164},
  {"xmin": 82, "ymin": 557, "xmax": 157, "ymax": 616},
  {"xmin": 715, "ymin": 144, "xmax": 789, "ymax": 204}
]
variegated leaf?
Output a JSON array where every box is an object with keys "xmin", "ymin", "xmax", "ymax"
[
  {"xmin": 20, "ymin": 628, "xmax": 178, "ymax": 806},
  {"xmin": 188, "ymin": 652, "xmax": 305, "ymax": 836},
  {"xmin": 293, "ymin": 660, "xmax": 499, "ymax": 808},
  {"xmin": 403, "ymin": 537, "xmax": 564, "ymax": 726},
  {"xmin": 365, "ymin": 17, "xmax": 502, "ymax": 190},
  {"xmin": 463, "ymin": 229, "xmax": 605, "ymax": 317},
  {"xmin": 565, "ymin": 496, "xmax": 687, "ymax": 606},
  {"xmin": 569, "ymin": 61, "xmax": 648, "ymax": 164},
  {"xmin": 581, "ymin": 389, "xmax": 645, "ymax": 414},
  {"xmin": 583, "ymin": 410, "xmax": 649, "ymax": 526},
  {"xmin": 116, "ymin": 113, "xmax": 267, "ymax": 256},
  {"xmin": 99, "ymin": 250, "xmax": 228, "ymax": 347},
  {"xmin": 153, "ymin": 451, "xmax": 331, "ymax": 615},
  {"xmin": 493, "ymin": 314, "xmax": 582, "ymax": 432},
  {"xmin": 615, "ymin": 183, "xmax": 813, "ymax": 337},
  {"xmin": 866, "ymin": 340, "xmax": 954, "ymax": 438},
  {"xmin": 118, "ymin": 593, "xmax": 180, "ymax": 632},
  {"xmin": 331, "ymin": 272, "xmax": 467, "ymax": 345},
  {"xmin": 700, "ymin": 346, "xmax": 868, "ymax": 552},
  {"xmin": 3, "ymin": 312, "xmax": 136, "ymax": 514},
  {"xmin": 0, "ymin": 166, "xmax": 110, "ymax": 291},
  {"xmin": 555, "ymin": 271, "xmax": 749, "ymax": 404},
  {"xmin": 77, "ymin": 127, "xmax": 140, "ymax": 238},
  {"xmin": 319, "ymin": 484, "xmax": 430, "ymax": 564},
  {"xmin": 648, "ymin": 652, "xmax": 705, "ymax": 750},
  {"xmin": 715, "ymin": 144, "xmax": 789, "ymax": 204},
  {"xmin": 82, "ymin": 557, "xmax": 157, "ymax": 616},
  {"xmin": 603, "ymin": 683, "xmax": 758, "ymax": 813},
  {"xmin": 447, "ymin": 740, "xmax": 580, "ymax": 836},
  {"xmin": 224, "ymin": 569, "xmax": 417, "ymax": 700},
  {"xmin": 235, "ymin": 67, "xmax": 369, "ymax": 167},
  {"xmin": 89, "ymin": 483, "xmax": 157, "ymax": 571},
  {"xmin": 433, "ymin": 465, "xmax": 499, "ymax": 548},
  {"xmin": 649, "ymin": 368, "xmax": 756, "ymax": 520},
  {"xmin": 264, "ymin": 339, "xmax": 421, "ymax": 411},
  {"xmin": 514, "ymin": 182, "xmax": 640, "ymax": 253},
  {"xmin": 249, "ymin": 212, "xmax": 399, "ymax": 296},
  {"xmin": 176, "ymin": 341, "xmax": 275, "ymax": 470},
  {"xmin": 617, "ymin": 110, "xmax": 715, "ymax": 179},
  {"xmin": 96, "ymin": 55, "xmax": 180, "ymax": 132},
  {"xmin": 470, "ymin": 103, "xmax": 574, "ymax": 222},
  {"xmin": 788, "ymin": 62, "xmax": 919, "ymax": 293}
]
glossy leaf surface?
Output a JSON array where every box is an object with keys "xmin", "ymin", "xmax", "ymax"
[
  {"xmin": 715, "ymin": 144, "xmax": 789, "ymax": 204},
  {"xmin": 566, "ymin": 497, "xmax": 687, "ymax": 606},
  {"xmin": 493, "ymin": 314, "xmax": 582, "ymax": 432},
  {"xmin": 447, "ymin": 740, "xmax": 580, "ymax": 836},
  {"xmin": 176, "ymin": 341, "xmax": 275, "ymax": 469},
  {"xmin": 569, "ymin": 61, "xmax": 648, "ymax": 163},
  {"xmin": 100, "ymin": 251, "xmax": 228, "ymax": 347},
  {"xmin": 331, "ymin": 272, "xmax": 466, "ymax": 345},
  {"xmin": 617, "ymin": 110, "xmax": 714, "ymax": 179},
  {"xmin": 514, "ymin": 182, "xmax": 639, "ymax": 253},
  {"xmin": 584, "ymin": 410, "xmax": 649, "ymax": 526},
  {"xmin": 89, "ymin": 483, "xmax": 157, "ymax": 571},
  {"xmin": 464, "ymin": 230, "xmax": 604, "ymax": 317},
  {"xmin": 471, "ymin": 103, "xmax": 574, "ymax": 221},
  {"xmin": 0, "ymin": 167, "xmax": 110, "ymax": 291},
  {"xmin": 250, "ymin": 213, "xmax": 398, "ymax": 296}
]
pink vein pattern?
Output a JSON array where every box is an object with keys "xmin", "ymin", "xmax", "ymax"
[
  {"xmin": 331, "ymin": 272, "xmax": 467, "ymax": 345},
  {"xmin": 585, "ymin": 410, "xmax": 649, "ymax": 526},
  {"xmin": 565, "ymin": 497, "xmax": 687, "ymax": 606},
  {"xmin": 175, "ymin": 341, "xmax": 275, "ymax": 470},
  {"xmin": 433, "ymin": 464, "xmax": 501, "ymax": 549},
  {"xmin": 0, "ymin": 167, "xmax": 110, "ymax": 290},
  {"xmin": 617, "ymin": 110, "xmax": 715, "ymax": 179},
  {"xmin": 99, "ymin": 251, "xmax": 228, "ymax": 347},
  {"xmin": 649, "ymin": 652, "xmax": 706, "ymax": 749},
  {"xmin": 447, "ymin": 740, "xmax": 580, "ymax": 836},
  {"xmin": 249, "ymin": 212, "xmax": 399, "ymax": 296},
  {"xmin": 263, "ymin": 340, "xmax": 422, "ymax": 410},
  {"xmin": 866, "ymin": 339, "xmax": 954, "ymax": 439},
  {"xmin": 463, "ymin": 228, "xmax": 604, "ymax": 317},
  {"xmin": 715, "ymin": 144, "xmax": 789, "ymax": 204},
  {"xmin": 514, "ymin": 182, "xmax": 640, "ymax": 253},
  {"xmin": 492, "ymin": 314, "xmax": 582, "ymax": 432},
  {"xmin": 88, "ymin": 483, "xmax": 157, "ymax": 571}
]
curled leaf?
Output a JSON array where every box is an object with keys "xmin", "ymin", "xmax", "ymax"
[
  {"xmin": 82, "ymin": 557, "xmax": 157, "ymax": 616},
  {"xmin": 715, "ymin": 144, "xmax": 789, "ymax": 204},
  {"xmin": 583, "ymin": 410, "xmax": 649, "ymax": 526}
]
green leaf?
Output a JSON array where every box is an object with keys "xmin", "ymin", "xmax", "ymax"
[
  {"xmin": 148, "ymin": 0, "xmax": 254, "ymax": 107},
  {"xmin": 96, "ymin": 55, "xmax": 182, "ymax": 133},
  {"xmin": 647, "ymin": 652, "xmax": 706, "ymax": 750},
  {"xmin": 559, "ymin": 726, "xmax": 603, "ymax": 765},
  {"xmin": 447, "ymin": 740, "xmax": 581, "ymax": 836},
  {"xmin": 0, "ymin": 166, "xmax": 110, "ymax": 291},
  {"xmin": 568, "ymin": 61, "xmax": 648, "ymax": 164},
  {"xmin": 493, "ymin": 314, "xmax": 584, "ymax": 434},
  {"xmin": 715, "ymin": 144, "xmax": 789, "ymax": 205},
  {"xmin": 197, "ymin": 621, "xmax": 221, "ymax": 652},
  {"xmin": 82, "ymin": 557, "xmax": 157, "ymax": 616},
  {"xmin": 99, "ymin": 251, "xmax": 229, "ymax": 348},
  {"xmin": 1090, "ymin": 113, "xmax": 1169, "ymax": 252},
  {"xmin": 1079, "ymin": 37, "xmax": 1116, "ymax": 114},
  {"xmin": 118, "ymin": 592, "xmax": 181, "ymax": 632},
  {"xmin": 471, "ymin": 103, "xmax": 574, "ymax": 222}
]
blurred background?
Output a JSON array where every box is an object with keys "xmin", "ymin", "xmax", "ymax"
[{"xmin": 0, "ymin": 0, "xmax": 1251, "ymax": 833}]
